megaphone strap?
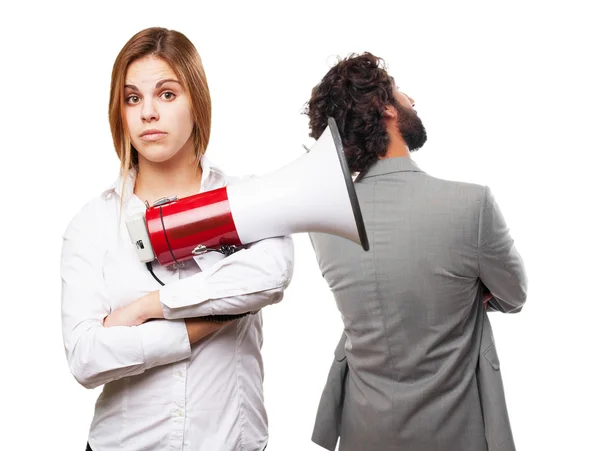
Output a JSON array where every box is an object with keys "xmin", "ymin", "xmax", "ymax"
[{"xmin": 159, "ymin": 205, "xmax": 181, "ymax": 266}]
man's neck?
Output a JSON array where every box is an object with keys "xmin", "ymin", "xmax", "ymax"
[
  {"xmin": 382, "ymin": 144, "xmax": 410, "ymax": 159},
  {"xmin": 381, "ymin": 130, "xmax": 410, "ymax": 159},
  {"xmin": 379, "ymin": 119, "xmax": 411, "ymax": 160}
]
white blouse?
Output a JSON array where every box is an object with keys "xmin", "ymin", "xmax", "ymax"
[{"xmin": 61, "ymin": 156, "xmax": 294, "ymax": 451}]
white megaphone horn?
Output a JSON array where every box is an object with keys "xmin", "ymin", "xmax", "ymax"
[{"xmin": 126, "ymin": 117, "xmax": 370, "ymax": 266}]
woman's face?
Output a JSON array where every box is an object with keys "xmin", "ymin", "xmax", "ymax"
[{"xmin": 124, "ymin": 56, "xmax": 195, "ymax": 165}]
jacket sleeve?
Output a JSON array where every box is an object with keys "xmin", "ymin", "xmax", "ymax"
[
  {"xmin": 478, "ymin": 186, "xmax": 528, "ymax": 313},
  {"xmin": 61, "ymin": 200, "xmax": 192, "ymax": 389}
]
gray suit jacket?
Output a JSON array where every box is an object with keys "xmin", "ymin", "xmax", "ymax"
[{"xmin": 309, "ymin": 157, "xmax": 527, "ymax": 451}]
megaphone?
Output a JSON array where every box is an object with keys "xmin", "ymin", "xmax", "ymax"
[{"xmin": 126, "ymin": 117, "xmax": 369, "ymax": 266}]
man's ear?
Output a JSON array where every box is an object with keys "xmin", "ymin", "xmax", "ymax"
[{"xmin": 383, "ymin": 104, "xmax": 397, "ymax": 119}]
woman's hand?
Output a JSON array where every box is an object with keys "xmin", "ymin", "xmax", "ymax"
[{"xmin": 103, "ymin": 291, "xmax": 164, "ymax": 327}]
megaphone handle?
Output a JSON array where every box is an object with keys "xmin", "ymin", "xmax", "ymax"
[
  {"xmin": 202, "ymin": 311, "xmax": 259, "ymax": 323},
  {"xmin": 192, "ymin": 244, "xmax": 244, "ymax": 257},
  {"xmin": 144, "ymin": 262, "xmax": 257, "ymax": 323}
]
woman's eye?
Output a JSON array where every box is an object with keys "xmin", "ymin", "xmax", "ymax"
[
  {"xmin": 162, "ymin": 91, "xmax": 175, "ymax": 100},
  {"xmin": 126, "ymin": 95, "xmax": 140, "ymax": 105}
]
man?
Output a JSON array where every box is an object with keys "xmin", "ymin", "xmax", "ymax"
[{"xmin": 304, "ymin": 52, "xmax": 527, "ymax": 451}]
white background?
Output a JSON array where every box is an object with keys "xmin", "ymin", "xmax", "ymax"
[{"xmin": 1, "ymin": 1, "xmax": 598, "ymax": 450}]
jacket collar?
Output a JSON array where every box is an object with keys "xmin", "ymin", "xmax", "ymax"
[{"xmin": 359, "ymin": 156, "xmax": 424, "ymax": 179}]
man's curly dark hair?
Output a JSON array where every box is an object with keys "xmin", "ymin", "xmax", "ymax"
[{"xmin": 304, "ymin": 52, "xmax": 411, "ymax": 173}]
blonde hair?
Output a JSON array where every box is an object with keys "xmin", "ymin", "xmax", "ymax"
[{"xmin": 108, "ymin": 27, "xmax": 212, "ymax": 180}]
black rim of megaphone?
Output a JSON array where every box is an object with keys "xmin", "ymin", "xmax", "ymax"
[{"xmin": 327, "ymin": 117, "xmax": 370, "ymax": 251}]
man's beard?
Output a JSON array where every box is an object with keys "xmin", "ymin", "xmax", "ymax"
[{"xmin": 396, "ymin": 103, "xmax": 427, "ymax": 151}]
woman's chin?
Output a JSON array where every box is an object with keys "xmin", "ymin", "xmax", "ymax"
[{"xmin": 138, "ymin": 150, "xmax": 180, "ymax": 165}]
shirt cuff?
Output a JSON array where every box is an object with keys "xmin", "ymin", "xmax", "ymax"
[
  {"xmin": 138, "ymin": 318, "xmax": 191, "ymax": 369},
  {"xmin": 159, "ymin": 272, "xmax": 213, "ymax": 319}
]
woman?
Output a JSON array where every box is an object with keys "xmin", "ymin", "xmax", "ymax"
[{"xmin": 61, "ymin": 27, "xmax": 293, "ymax": 451}]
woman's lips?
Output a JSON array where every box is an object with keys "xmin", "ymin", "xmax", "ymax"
[{"xmin": 140, "ymin": 131, "xmax": 167, "ymax": 142}]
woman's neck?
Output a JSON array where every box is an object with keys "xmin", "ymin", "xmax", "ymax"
[{"xmin": 134, "ymin": 151, "xmax": 203, "ymax": 204}]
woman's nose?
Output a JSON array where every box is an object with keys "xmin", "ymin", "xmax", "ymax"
[{"xmin": 141, "ymin": 100, "xmax": 159, "ymax": 122}]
